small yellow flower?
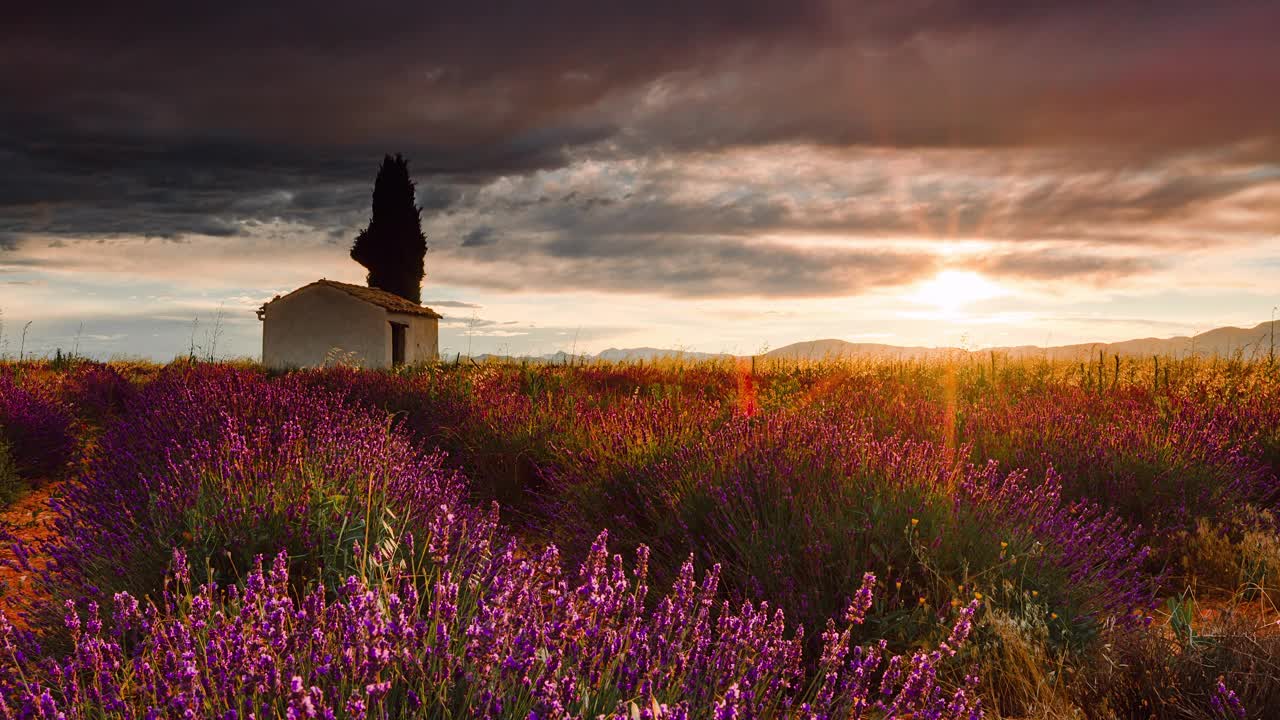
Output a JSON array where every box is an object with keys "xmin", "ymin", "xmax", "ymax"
[
  {"xmin": 951, "ymin": 599, "xmax": 960, "ymax": 607},
  {"xmin": 1031, "ymin": 590, "xmax": 1039, "ymax": 598},
  {"xmin": 1050, "ymin": 612, "xmax": 1058, "ymax": 620},
  {"xmin": 895, "ymin": 581, "xmax": 902, "ymax": 590},
  {"xmin": 974, "ymin": 591, "xmax": 983, "ymax": 600},
  {"xmin": 910, "ymin": 518, "xmax": 919, "ymax": 527},
  {"xmin": 1000, "ymin": 541, "xmax": 1008, "ymax": 549},
  {"xmin": 918, "ymin": 596, "xmax": 926, "ymax": 605}
]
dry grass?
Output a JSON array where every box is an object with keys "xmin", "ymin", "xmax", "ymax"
[{"xmin": 978, "ymin": 608, "xmax": 1085, "ymax": 718}]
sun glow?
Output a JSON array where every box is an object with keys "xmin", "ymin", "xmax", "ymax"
[{"xmin": 908, "ymin": 270, "xmax": 1008, "ymax": 316}]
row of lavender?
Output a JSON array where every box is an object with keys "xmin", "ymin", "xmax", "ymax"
[
  {"xmin": 1, "ymin": 364, "xmax": 984, "ymax": 718},
  {"xmin": 2, "ymin": 358, "xmax": 1275, "ymax": 716}
]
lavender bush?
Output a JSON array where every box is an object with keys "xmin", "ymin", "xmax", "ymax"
[
  {"xmin": 10, "ymin": 364, "xmax": 487, "ymax": 622},
  {"xmin": 544, "ymin": 409, "xmax": 1155, "ymax": 655},
  {"xmin": 0, "ymin": 545, "xmax": 983, "ymax": 718},
  {"xmin": 58, "ymin": 363, "xmax": 136, "ymax": 427},
  {"xmin": 959, "ymin": 384, "xmax": 1280, "ymax": 544},
  {"xmin": 0, "ymin": 372, "xmax": 75, "ymax": 482}
]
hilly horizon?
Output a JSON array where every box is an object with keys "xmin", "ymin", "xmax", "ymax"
[
  {"xmin": 465, "ymin": 319, "xmax": 1280, "ymax": 363},
  {"xmin": 764, "ymin": 319, "xmax": 1280, "ymax": 361}
]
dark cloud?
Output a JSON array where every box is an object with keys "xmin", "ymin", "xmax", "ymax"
[
  {"xmin": 3, "ymin": 2, "xmax": 1275, "ymax": 162},
  {"xmin": 1, "ymin": 3, "xmax": 827, "ymax": 145},
  {"xmin": 428, "ymin": 149, "xmax": 1277, "ymax": 259},
  {"xmin": 963, "ymin": 251, "xmax": 1160, "ymax": 283},
  {"xmin": 1, "ymin": 0, "xmax": 1276, "ymax": 300},
  {"xmin": 443, "ymin": 234, "xmax": 939, "ymax": 298},
  {"xmin": 460, "ymin": 227, "xmax": 499, "ymax": 248},
  {"xmin": 987, "ymin": 168, "xmax": 1278, "ymax": 239},
  {"xmin": 0, "ymin": 127, "xmax": 373, "ymax": 240},
  {"xmin": 416, "ymin": 186, "xmax": 464, "ymax": 212},
  {"xmin": 624, "ymin": 4, "xmax": 1279, "ymax": 157},
  {"xmin": 439, "ymin": 316, "xmax": 505, "ymax": 328}
]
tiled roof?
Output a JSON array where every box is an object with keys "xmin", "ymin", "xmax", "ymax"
[{"xmin": 270, "ymin": 279, "xmax": 443, "ymax": 318}]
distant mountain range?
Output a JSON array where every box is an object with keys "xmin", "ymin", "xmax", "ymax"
[
  {"xmin": 764, "ymin": 320, "xmax": 1280, "ymax": 361},
  {"xmin": 463, "ymin": 320, "xmax": 1279, "ymax": 363}
]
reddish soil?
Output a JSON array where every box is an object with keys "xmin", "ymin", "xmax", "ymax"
[
  {"xmin": 0, "ymin": 482, "xmax": 60, "ymax": 629},
  {"xmin": 1196, "ymin": 597, "xmax": 1280, "ymax": 638}
]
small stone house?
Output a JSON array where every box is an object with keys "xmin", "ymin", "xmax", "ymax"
[{"xmin": 258, "ymin": 279, "xmax": 441, "ymax": 369}]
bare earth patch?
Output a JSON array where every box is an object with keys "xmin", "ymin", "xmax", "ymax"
[{"xmin": 0, "ymin": 481, "xmax": 60, "ymax": 629}]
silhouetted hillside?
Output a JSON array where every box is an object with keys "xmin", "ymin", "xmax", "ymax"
[{"xmin": 764, "ymin": 320, "xmax": 1280, "ymax": 361}]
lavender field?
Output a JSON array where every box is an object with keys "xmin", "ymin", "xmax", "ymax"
[{"xmin": 1, "ymin": 356, "xmax": 1277, "ymax": 718}]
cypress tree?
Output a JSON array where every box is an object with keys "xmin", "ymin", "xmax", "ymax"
[{"xmin": 350, "ymin": 153, "xmax": 427, "ymax": 303}]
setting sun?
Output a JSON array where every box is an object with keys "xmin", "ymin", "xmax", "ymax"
[{"xmin": 909, "ymin": 270, "xmax": 1008, "ymax": 316}]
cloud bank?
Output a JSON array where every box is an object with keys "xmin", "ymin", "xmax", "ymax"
[{"xmin": 1, "ymin": 0, "xmax": 1277, "ymax": 306}]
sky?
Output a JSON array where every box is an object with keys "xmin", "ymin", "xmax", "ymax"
[{"xmin": 1, "ymin": 1, "xmax": 1278, "ymax": 360}]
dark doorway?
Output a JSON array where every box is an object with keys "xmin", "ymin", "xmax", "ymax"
[{"xmin": 390, "ymin": 322, "xmax": 407, "ymax": 366}]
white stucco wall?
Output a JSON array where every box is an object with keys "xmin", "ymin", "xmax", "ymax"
[
  {"xmin": 262, "ymin": 285, "xmax": 390, "ymax": 369},
  {"xmin": 388, "ymin": 312, "xmax": 439, "ymax": 364}
]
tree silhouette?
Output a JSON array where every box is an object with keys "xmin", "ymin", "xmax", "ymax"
[{"xmin": 350, "ymin": 154, "xmax": 427, "ymax": 303}]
